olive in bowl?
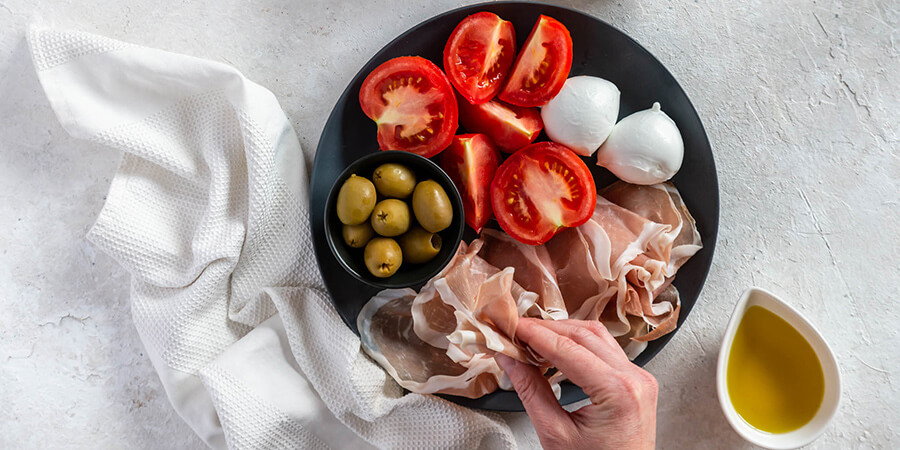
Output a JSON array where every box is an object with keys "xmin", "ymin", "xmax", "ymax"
[{"xmin": 324, "ymin": 151, "xmax": 464, "ymax": 289}]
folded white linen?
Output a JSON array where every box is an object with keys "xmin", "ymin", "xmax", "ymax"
[{"xmin": 27, "ymin": 27, "xmax": 516, "ymax": 449}]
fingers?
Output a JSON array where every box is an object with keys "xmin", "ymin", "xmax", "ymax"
[
  {"xmin": 533, "ymin": 319, "xmax": 632, "ymax": 370},
  {"xmin": 515, "ymin": 319, "xmax": 616, "ymax": 396},
  {"xmin": 495, "ymin": 353, "xmax": 573, "ymax": 440}
]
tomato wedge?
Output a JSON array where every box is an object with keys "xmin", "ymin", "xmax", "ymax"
[
  {"xmin": 498, "ymin": 15, "xmax": 573, "ymax": 107},
  {"xmin": 440, "ymin": 134, "xmax": 501, "ymax": 233},
  {"xmin": 458, "ymin": 96, "xmax": 543, "ymax": 153},
  {"xmin": 490, "ymin": 142, "xmax": 596, "ymax": 245},
  {"xmin": 359, "ymin": 56, "xmax": 458, "ymax": 158},
  {"xmin": 444, "ymin": 12, "xmax": 517, "ymax": 105}
]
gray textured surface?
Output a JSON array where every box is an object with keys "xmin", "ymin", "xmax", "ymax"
[{"xmin": 1, "ymin": 0, "xmax": 897, "ymax": 448}]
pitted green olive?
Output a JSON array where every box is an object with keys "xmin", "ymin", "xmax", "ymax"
[
  {"xmin": 412, "ymin": 180, "xmax": 453, "ymax": 233},
  {"xmin": 373, "ymin": 163, "xmax": 417, "ymax": 198},
  {"xmin": 342, "ymin": 222, "xmax": 375, "ymax": 248},
  {"xmin": 336, "ymin": 175, "xmax": 376, "ymax": 225},
  {"xmin": 370, "ymin": 199, "xmax": 411, "ymax": 237},
  {"xmin": 364, "ymin": 237, "xmax": 402, "ymax": 278},
  {"xmin": 398, "ymin": 226, "xmax": 442, "ymax": 264}
]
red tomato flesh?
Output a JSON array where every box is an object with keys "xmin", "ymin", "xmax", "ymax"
[
  {"xmin": 440, "ymin": 134, "xmax": 501, "ymax": 233},
  {"xmin": 499, "ymin": 15, "xmax": 573, "ymax": 107},
  {"xmin": 458, "ymin": 96, "xmax": 543, "ymax": 153},
  {"xmin": 490, "ymin": 142, "xmax": 596, "ymax": 245},
  {"xmin": 444, "ymin": 12, "xmax": 517, "ymax": 105},
  {"xmin": 359, "ymin": 56, "xmax": 459, "ymax": 158}
]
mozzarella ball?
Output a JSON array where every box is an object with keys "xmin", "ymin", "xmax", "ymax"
[
  {"xmin": 597, "ymin": 102, "xmax": 684, "ymax": 185},
  {"xmin": 541, "ymin": 76, "xmax": 620, "ymax": 156}
]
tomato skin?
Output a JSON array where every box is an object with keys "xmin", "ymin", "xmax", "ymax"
[
  {"xmin": 490, "ymin": 142, "xmax": 597, "ymax": 245},
  {"xmin": 440, "ymin": 134, "xmax": 501, "ymax": 233},
  {"xmin": 359, "ymin": 56, "xmax": 459, "ymax": 158},
  {"xmin": 458, "ymin": 96, "xmax": 543, "ymax": 153},
  {"xmin": 499, "ymin": 15, "xmax": 573, "ymax": 107},
  {"xmin": 444, "ymin": 12, "xmax": 517, "ymax": 105}
]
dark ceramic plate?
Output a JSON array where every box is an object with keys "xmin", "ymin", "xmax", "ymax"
[{"xmin": 309, "ymin": 1, "xmax": 718, "ymax": 411}]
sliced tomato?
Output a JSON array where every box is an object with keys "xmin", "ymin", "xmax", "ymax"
[
  {"xmin": 359, "ymin": 56, "xmax": 458, "ymax": 158},
  {"xmin": 490, "ymin": 142, "xmax": 596, "ymax": 245},
  {"xmin": 440, "ymin": 134, "xmax": 501, "ymax": 233},
  {"xmin": 498, "ymin": 15, "xmax": 573, "ymax": 107},
  {"xmin": 444, "ymin": 12, "xmax": 516, "ymax": 104},
  {"xmin": 458, "ymin": 96, "xmax": 543, "ymax": 153}
]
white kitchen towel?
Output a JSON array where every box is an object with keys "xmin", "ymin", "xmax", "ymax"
[{"xmin": 27, "ymin": 27, "xmax": 518, "ymax": 449}]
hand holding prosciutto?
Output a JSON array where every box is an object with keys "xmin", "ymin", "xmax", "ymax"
[{"xmin": 496, "ymin": 318, "xmax": 658, "ymax": 450}]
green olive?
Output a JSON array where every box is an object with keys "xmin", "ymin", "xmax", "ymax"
[
  {"xmin": 412, "ymin": 180, "xmax": 453, "ymax": 233},
  {"xmin": 398, "ymin": 226, "xmax": 442, "ymax": 264},
  {"xmin": 342, "ymin": 222, "xmax": 375, "ymax": 248},
  {"xmin": 336, "ymin": 175, "xmax": 376, "ymax": 225},
  {"xmin": 364, "ymin": 237, "xmax": 402, "ymax": 278},
  {"xmin": 370, "ymin": 199, "xmax": 411, "ymax": 237},
  {"xmin": 373, "ymin": 163, "xmax": 417, "ymax": 198}
]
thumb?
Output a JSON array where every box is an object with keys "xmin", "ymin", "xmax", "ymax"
[{"xmin": 496, "ymin": 354, "xmax": 573, "ymax": 436}]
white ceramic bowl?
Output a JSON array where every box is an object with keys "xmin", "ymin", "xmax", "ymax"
[{"xmin": 716, "ymin": 287, "xmax": 841, "ymax": 449}]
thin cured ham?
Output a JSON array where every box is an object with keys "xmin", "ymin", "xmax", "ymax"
[
  {"xmin": 409, "ymin": 240, "xmax": 539, "ymax": 357},
  {"xmin": 359, "ymin": 241, "xmax": 544, "ymax": 398},
  {"xmin": 357, "ymin": 289, "xmax": 501, "ymax": 398},
  {"xmin": 445, "ymin": 267, "xmax": 544, "ymax": 366},
  {"xmin": 358, "ymin": 181, "xmax": 702, "ymax": 398},
  {"xmin": 411, "ymin": 241, "xmax": 492, "ymax": 350},
  {"xmin": 478, "ymin": 229, "xmax": 568, "ymax": 320},
  {"xmin": 601, "ymin": 182, "xmax": 702, "ymax": 273},
  {"xmin": 584, "ymin": 182, "xmax": 702, "ymax": 339},
  {"xmin": 544, "ymin": 227, "xmax": 617, "ymax": 321}
]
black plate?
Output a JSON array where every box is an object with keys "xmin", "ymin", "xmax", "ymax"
[{"xmin": 309, "ymin": 1, "xmax": 718, "ymax": 411}]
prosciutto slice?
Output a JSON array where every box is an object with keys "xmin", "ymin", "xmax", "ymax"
[
  {"xmin": 544, "ymin": 227, "xmax": 618, "ymax": 321},
  {"xmin": 411, "ymin": 241, "xmax": 491, "ymax": 350},
  {"xmin": 445, "ymin": 267, "xmax": 544, "ymax": 366},
  {"xmin": 582, "ymin": 182, "xmax": 702, "ymax": 339},
  {"xmin": 478, "ymin": 229, "xmax": 568, "ymax": 320},
  {"xmin": 601, "ymin": 182, "xmax": 702, "ymax": 273},
  {"xmin": 361, "ymin": 240, "xmax": 547, "ymax": 398},
  {"xmin": 358, "ymin": 181, "xmax": 702, "ymax": 398},
  {"xmin": 357, "ymin": 289, "xmax": 501, "ymax": 398}
]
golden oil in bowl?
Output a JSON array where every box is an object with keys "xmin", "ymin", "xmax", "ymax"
[{"xmin": 726, "ymin": 305, "xmax": 825, "ymax": 433}]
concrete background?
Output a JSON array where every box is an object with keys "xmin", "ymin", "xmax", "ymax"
[{"xmin": 0, "ymin": 0, "xmax": 897, "ymax": 448}]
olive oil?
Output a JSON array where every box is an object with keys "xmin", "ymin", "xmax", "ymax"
[{"xmin": 727, "ymin": 306, "xmax": 825, "ymax": 433}]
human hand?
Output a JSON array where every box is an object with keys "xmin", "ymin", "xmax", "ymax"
[{"xmin": 495, "ymin": 318, "xmax": 658, "ymax": 450}]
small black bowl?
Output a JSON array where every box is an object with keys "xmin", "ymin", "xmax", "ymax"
[{"xmin": 324, "ymin": 151, "xmax": 465, "ymax": 289}]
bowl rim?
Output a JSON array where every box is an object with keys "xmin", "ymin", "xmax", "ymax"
[
  {"xmin": 716, "ymin": 287, "xmax": 842, "ymax": 449},
  {"xmin": 323, "ymin": 150, "xmax": 465, "ymax": 289}
]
